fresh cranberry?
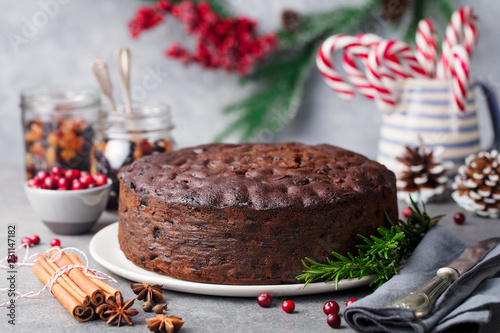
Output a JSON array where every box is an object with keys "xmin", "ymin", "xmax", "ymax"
[
  {"xmin": 28, "ymin": 179, "xmax": 39, "ymax": 188},
  {"xmin": 80, "ymin": 175, "xmax": 95, "ymax": 188},
  {"xmin": 32, "ymin": 176, "xmax": 42, "ymax": 185},
  {"xmin": 93, "ymin": 174, "xmax": 108, "ymax": 187},
  {"xmin": 65, "ymin": 169, "xmax": 81, "ymax": 181},
  {"xmin": 72, "ymin": 179, "xmax": 85, "ymax": 190},
  {"xmin": 158, "ymin": 0, "xmax": 171, "ymax": 11},
  {"xmin": 29, "ymin": 235, "xmax": 40, "ymax": 245},
  {"xmin": 282, "ymin": 300, "xmax": 295, "ymax": 313},
  {"xmin": 323, "ymin": 301, "xmax": 340, "ymax": 315},
  {"xmin": 402, "ymin": 206, "xmax": 412, "ymax": 218},
  {"xmin": 21, "ymin": 237, "xmax": 32, "ymax": 247},
  {"xmin": 80, "ymin": 171, "xmax": 91, "ymax": 178},
  {"xmin": 51, "ymin": 166, "xmax": 63, "ymax": 177},
  {"xmin": 50, "ymin": 238, "xmax": 61, "ymax": 247},
  {"xmin": 36, "ymin": 170, "xmax": 49, "ymax": 180},
  {"xmin": 57, "ymin": 177, "xmax": 70, "ymax": 190},
  {"xmin": 7, "ymin": 254, "xmax": 17, "ymax": 264},
  {"xmin": 257, "ymin": 293, "xmax": 272, "ymax": 307},
  {"xmin": 44, "ymin": 176, "xmax": 57, "ymax": 190},
  {"xmin": 453, "ymin": 212, "xmax": 466, "ymax": 225},
  {"xmin": 327, "ymin": 313, "xmax": 341, "ymax": 328},
  {"xmin": 346, "ymin": 298, "xmax": 357, "ymax": 306}
]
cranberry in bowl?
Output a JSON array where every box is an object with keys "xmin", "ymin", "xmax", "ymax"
[{"xmin": 24, "ymin": 168, "xmax": 111, "ymax": 235}]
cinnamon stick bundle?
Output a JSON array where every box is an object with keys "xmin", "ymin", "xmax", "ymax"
[
  {"xmin": 32, "ymin": 248, "xmax": 123, "ymax": 322},
  {"xmin": 36, "ymin": 255, "xmax": 90, "ymax": 307},
  {"xmin": 32, "ymin": 262, "xmax": 94, "ymax": 322},
  {"xmin": 68, "ymin": 252, "xmax": 119, "ymax": 303},
  {"xmin": 95, "ymin": 303, "xmax": 111, "ymax": 320},
  {"xmin": 50, "ymin": 249, "xmax": 104, "ymax": 306}
]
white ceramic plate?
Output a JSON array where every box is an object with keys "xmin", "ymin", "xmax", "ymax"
[{"xmin": 89, "ymin": 222, "xmax": 374, "ymax": 297}]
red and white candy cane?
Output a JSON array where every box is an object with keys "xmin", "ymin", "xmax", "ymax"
[
  {"xmin": 367, "ymin": 40, "xmax": 427, "ymax": 111},
  {"xmin": 341, "ymin": 33, "xmax": 402, "ymax": 100},
  {"xmin": 356, "ymin": 34, "xmax": 402, "ymax": 81},
  {"xmin": 316, "ymin": 34, "xmax": 358, "ymax": 100},
  {"xmin": 436, "ymin": 6, "xmax": 478, "ymax": 79},
  {"xmin": 342, "ymin": 46, "xmax": 376, "ymax": 100},
  {"xmin": 451, "ymin": 44, "xmax": 470, "ymax": 112},
  {"xmin": 341, "ymin": 34, "xmax": 381, "ymax": 100},
  {"xmin": 416, "ymin": 18, "xmax": 438, "ymax": 77}
]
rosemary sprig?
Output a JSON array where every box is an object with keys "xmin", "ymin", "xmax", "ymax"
[{"xmin": 297, "ymin": 199, "xmax": 444, "ymax": 289}]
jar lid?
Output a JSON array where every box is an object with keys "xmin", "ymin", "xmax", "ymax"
[{"xmin": 20, "ymin": 86, "xmax": 100, "ymax": 112}]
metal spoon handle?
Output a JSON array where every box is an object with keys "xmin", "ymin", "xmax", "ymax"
[
  {"xmin": 116, "ymin": 48, "xmax": 132, "ymax": 114},
  {"xmin": 90, "ymin": 59, "xmax": 117, "ymax": 111}
]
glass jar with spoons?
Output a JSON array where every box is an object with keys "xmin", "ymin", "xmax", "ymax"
[{"xmin": 90, "ymin": 48, "xmax": 175, "ymax": 210}]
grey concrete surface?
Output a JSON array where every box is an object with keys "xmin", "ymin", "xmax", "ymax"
[{"xmin": 1, "ymin": 163, "xmax": 500, "ymax": 333}]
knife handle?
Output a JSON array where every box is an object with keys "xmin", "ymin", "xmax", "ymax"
[{"xmin": 389, "ymin": 267, "xmax": 459, "ymax": 318}]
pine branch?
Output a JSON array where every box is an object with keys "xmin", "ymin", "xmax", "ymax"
[
  {"xmin": 403, "ymin": 0, "xmax": 427, "ymax": 44},
  {"xmin": 215, "ymin": 49, "xmax": 314, "ymax": 142},
  {"xmin": 278, "ymin": 0, "xmax": 381, "ymax": 49},
  {"xmin": 403, "ymin": 0, "xmax": 455, "ymax": 45},
  {"xmin": 296, "ymin": 199, "xmax": 444, "ymax": 289},
  {"xmin": 202, "ymin": 0, "xmax": 231, "ymax": 18},
  {"xmin": 435, "ymin": 0, "xmax": 455, "ymax": 22},
  {"xmin": 215, "ymin": 0, "xmax": 381, "ymax": 142},
  {"xmin": 434, "ymin": 0, "xmax": 454, "ymax": 48},
  {"xmin": 142, "ymin": 0, "xmax": 231, "ymax": 17}
]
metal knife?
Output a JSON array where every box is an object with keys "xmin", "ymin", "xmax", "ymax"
[{"xmin": 389, "ymin": 237, "xmax": 500, "ymax": 318}]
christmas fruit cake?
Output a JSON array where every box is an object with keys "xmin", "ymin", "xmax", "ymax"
[{"xmin": 117, "ymin": 142, "xmax": 398, "ymax": 285}]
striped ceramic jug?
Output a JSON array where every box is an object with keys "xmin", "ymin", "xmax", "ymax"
[{"xmin": 376, "ymin": 79, "xmax": 500, "ymax": 174}]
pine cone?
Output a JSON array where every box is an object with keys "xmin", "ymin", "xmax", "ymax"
[
  {"xmin": 281, "ymin": 10, "xmax": 302, "ymax": 32},
  {"xmin": 452, "ymin": 150, "xmax": 500, "ymax": 218},
  {"xmin": 396, "ymin": 145, "xmax": 448, "ymax": 203},
  {"xmin": 382, "ymin": 0, "xmax": 410, "ymax": 23}
]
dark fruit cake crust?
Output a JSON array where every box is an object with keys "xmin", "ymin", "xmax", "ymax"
[{"xmin": 118, "ymin": 142, "xmax": 398, "ymax": 285}]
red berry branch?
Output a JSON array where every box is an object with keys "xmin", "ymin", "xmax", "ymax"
[
  {"xmin": 128, "ymin": 0, "xmax": 276, "ymax": 74},
  {"xmin": 128, "ymin": 5, "xmax": 166, "ymax": 37},
  {"xmin": 127, "ymin": 0, "xmax": 453, "ymax": 142}
]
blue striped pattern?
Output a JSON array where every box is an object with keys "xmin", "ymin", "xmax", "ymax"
[
  {"xmin": 396, "ymin": 98, "xmax": 475, "ymax": 106},
  {"xmin": 393, "ymin": 87, "xmax": 451, "ymax": 94},
  {"xmin": 393, "ymin": 86, "xmax": 474, "ymax": 94},
  {"xmin": 381, "ymin": 122, "xmax": 478, "ymax": 133},
  {"xmin": 375, "ymin": 80, "xmax": 489, "ymax": 174},
  {"xmin": 378, "ymin": 151, "xmax": 469, "ymax": 164},
  {"xmin": 394, "ymin": 110, "xmax": 477, "ymax": 120},
  {"xmin": 379, "ymin": 137, "xmax": 480, "ymax": 149}
]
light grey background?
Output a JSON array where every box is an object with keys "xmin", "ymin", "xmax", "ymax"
[{"xmin": 1, "ymin": 0, "xmax": 499, "ymax": 165}]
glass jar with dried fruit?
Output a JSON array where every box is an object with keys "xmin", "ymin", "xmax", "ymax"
[
  {"xmin": 92, "ymin": 103, "xmax": 175, "ymax": 210},
  {"xmin": 21, "ymin": 86, "xmax": 101, "ymax": 180}
]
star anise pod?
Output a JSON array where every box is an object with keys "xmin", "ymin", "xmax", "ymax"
[
  {"xmin": 146, "ymin": 314, "xmax": 184, "ymax": 333},
  {"xmin": 104, "ymin": 291, "xmax": 140, "ymax": 326},
  {"xmin": 130, "ymin": 282, "xmax": 166, "ymax": 303}
]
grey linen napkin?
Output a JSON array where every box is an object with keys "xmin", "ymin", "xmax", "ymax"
[{"xmin": 344, "ymin": 225, "xmax": 500, "ymax": 333}]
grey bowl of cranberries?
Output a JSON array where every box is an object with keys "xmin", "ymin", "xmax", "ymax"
[{"xmin": 24, "ymin": 167, "xmax": 111, "ymax": 235}]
